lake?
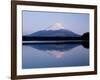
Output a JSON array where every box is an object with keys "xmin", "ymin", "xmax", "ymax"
[{"xmin": 22, "ymin": 43, "xmax": 89, "ymax": 69}]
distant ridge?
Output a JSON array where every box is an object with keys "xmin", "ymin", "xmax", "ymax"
[{"xmin": 30, "ymin": 29, "xmax": 80, "ymax": 37}]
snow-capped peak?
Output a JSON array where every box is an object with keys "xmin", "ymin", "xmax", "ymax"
[{"xmin": 47, "ymin": 23, "xmax": 65, "ymax": 30}]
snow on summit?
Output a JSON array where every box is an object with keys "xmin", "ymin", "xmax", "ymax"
[{"xmin": 47, "ymin": 23, "xmax": 65, "ymax": 30}]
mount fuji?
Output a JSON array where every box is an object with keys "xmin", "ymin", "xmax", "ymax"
[
  {"xmin": 30, "ymin": 29, "xmax": 80, "ymax": 37},
  {"xmin": 30, "ymin": 23, "xmax": 80, "ymax": 37}
]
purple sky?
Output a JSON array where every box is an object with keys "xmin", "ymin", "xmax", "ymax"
[{"xmin": 22, "ymin": 11, "xmax": 89, "ymax": 35}]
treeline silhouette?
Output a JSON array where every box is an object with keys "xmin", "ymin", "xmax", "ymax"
[
  {"xmin": 23, "ymin": 32, "xmax": 89, "ymax": 41},
  {"xmin": 23, "ymin": 36, "xmax": 82, "ymax": 41}
]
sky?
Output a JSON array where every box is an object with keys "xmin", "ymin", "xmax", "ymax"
[{"xmin": 22, "ymin": 10, "xmax": 89, "ymax": 35}]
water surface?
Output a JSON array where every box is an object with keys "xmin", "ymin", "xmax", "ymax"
[{"xmin": 22, "ymin": 43, "xmax": 89, "ymax": 69}]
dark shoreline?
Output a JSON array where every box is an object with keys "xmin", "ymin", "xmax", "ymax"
[
  {"xmin": 23, "ymin": 40, "xmax": 89, "ymax": 48},
  {"xmin": 23, "ymin": 36, "xmax": 83, "ymax": 41}
]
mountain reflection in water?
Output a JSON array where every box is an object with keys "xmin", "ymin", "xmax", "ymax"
[
  {"xmin": 22, "ymin": 42, "xmax": 89, "ymax": 69},
  {"xmin": 28, "ymin": 43, "xmax": 80, "ymax": 51},
  {"xmin": 26, "ymin": 44, "xmax": 80, "ymax": 59}
]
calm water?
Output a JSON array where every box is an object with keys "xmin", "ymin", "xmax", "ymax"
[{"xmin": 22, "ymin": 43, "xmax": 89, "ymax": 69}]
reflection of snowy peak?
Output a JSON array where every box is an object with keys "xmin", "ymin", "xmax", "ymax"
[{"xmin": 30, "ymin": 29, "xmax": 80, "ymax": 37}]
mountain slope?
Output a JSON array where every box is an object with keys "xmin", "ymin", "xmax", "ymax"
[{"xmin": 30, "ymin": 29, "xmax": 80, "ymax": 37}]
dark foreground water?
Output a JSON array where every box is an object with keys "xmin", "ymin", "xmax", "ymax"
[{"xmin": 22, "ymin": 43, "xmax": 89, "ymax": 69}]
